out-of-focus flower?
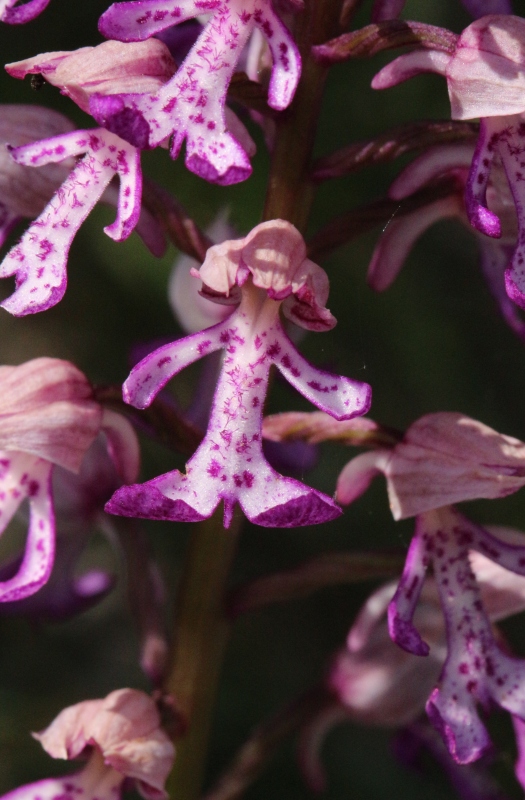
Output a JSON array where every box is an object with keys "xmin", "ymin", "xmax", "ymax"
[
  {"xmin": 0, "ymin": 40, "xmax": 175, "ymax": 315},
  {"xmin": 93, "ymin": 0, "xmax": 301, "ymax": 184},
  {"xmin": 0, "ymin": 0, "xmax": 51, "ymax": 24},
  {"xmin": 107, "ymin": 220, "xmax": 371, "ymax": 528},
  {"xmin": 366, "ymin": 141, "xmax": 525, "ymax": 341},
  {"xmin": 300, "ymin": 535, "xmax": 525, "ymax": 795},
  {"xmin": 1, "ymin": 689, "xmax": 175, "ymax": 800},
  {"xmin": 372, "ymin": 15, "xmax": 525, "ymax": 309},
  {"xmin": 0, "ymin": 357, "xmax": 139, "ymax": 604}
]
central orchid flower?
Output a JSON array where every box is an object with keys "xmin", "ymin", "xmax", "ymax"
[
  {"xmin": 93, "ymin": 0, "xmax": 301, "ymax": 184},
  {"xmin": 371, "ymin": 14, "xmax": 525, "ymax": 310},
  {"xmin": 107, "ymin": 220, "xmax": 371, "ymax": 528}
]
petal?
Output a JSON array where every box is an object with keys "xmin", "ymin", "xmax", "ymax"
[
  {"xmin": 1, "ymin": 0, "xmax": 51, "ymax": 23},
  {"xmin": 253, "ymin": 3, "xmax": 300, "ymax": 110},
  {"xmin": 383, "ymin": 412, "xmax": 525, "ymax": 519},
  {"xmin": 0, "ymin": 358, "xmax": 101, "ymax": 471},
  {"xmin": 387, "ymin": 520, "xmax": 431, "ymax": 656},
  {"xmin": 447, "ymin": 16, "xmax": 525, "ymax": 119},
  {"xmin": 465, "ymin": 118, "xmax": 502, "ymax": 237},
  {"xmin": 103, "ymin": 141, "xmax": 142, "ymax": 242},
  {"xmin": 371, "ymin": 50, "xmax": 451, "ymax": 91},
  {"xmin": 123, "ymin": 321, "xmax": 228, "ymax": 409},
  {"xmin": 275, "ymin": 331, "xmax": 371, "ymax": 421},
  {"xmin": 98, "ymin": 0, "xmax": 207, "ymax": 42},
  {"xmin": 389, "ymin": 143, "xmax": 474, "ymax": 200},
  {"xmin": 336, "ymin": 450, "xmax": 388, "ymax": 506},
  {"xmin": 0, "ymin": 456, "xmax": 55, "ymax": 603}
]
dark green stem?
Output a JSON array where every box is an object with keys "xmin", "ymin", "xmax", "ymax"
[{"xmin": 164, "ymin": 511, "xmax": 242, "ymax": 800}]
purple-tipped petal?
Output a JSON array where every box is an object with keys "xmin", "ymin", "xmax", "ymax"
[
  {"xmin": 106, "ymin": 480, "xmax": 207, "ymax": 522},
  {"xmin": 98, "ymin": 0, "xmax": 207, "ymax": 41},
  {"xmin": 0, "ymin": 454, "xmax": 55, "ymax": 603},
  {"xmin": 123, "ymin": 321, "xmax": 228, "ymax": 408},
  {"xmin": 275, "ymin": 331, "xmax": 371, "ymax": 421},
  {"xmin": 0, "ymin": 0, "xmax": 51, "ymax": 23},
  {"xmin": 388, "ymin": 520, "xmax": 430, "ymax": 655},
  {"xmin": 465, "ymin": 119, "xmax": 502, "ymax": 238},
  {"xmin": 0, "ymin": 129, "xmax": 142, "ymax": 315},
  {"xmin": 254, "ymin": 3, "xmax": 301, "ymax": 110},
  {"xmin": 371, "ymin": 0, "xmax": 406, "ymax": 21},
  {"xmin": 461, "ymin": 0, "xmax": 513, "ymax": 16}
]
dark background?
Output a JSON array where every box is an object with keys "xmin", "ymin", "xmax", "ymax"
[{"xmin": 1, "ymin": 0, "xmax": 525, "ymax": 797}]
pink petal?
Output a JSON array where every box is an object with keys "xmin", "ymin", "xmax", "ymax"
[
  {"xmin": 99, "ymin": 0, "xmax": 208, "ymax": 42},
  {"xmin": 371, "ymin": 49, "xmax": 451, "ymax": 90},
  {"xmin": 464, "ymin": 118, "xmax": 502, "ymax": 237}
]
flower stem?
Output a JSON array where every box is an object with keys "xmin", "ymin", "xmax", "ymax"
[
  {"xmin": 164, "ymin": 510, "xmax": 242, "ymax": 800},
  {"xmin": 262, "ymin": 0, "xmax": 344, "ymax": 230}
]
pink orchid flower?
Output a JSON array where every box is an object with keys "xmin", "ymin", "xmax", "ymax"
[
  {"xmin": 334, "ymin": 411, "xmax": 525, "ymax": 763},
  {"xmin": 372, "ymin": 14, "xmax": 525, "ymax": 310},
  {"xmin": 300, "ymin": 545, "xmax": 525, "ymax": 794},
  {"xmin": 107, "ymin": 220, "xmax": 371, "ymax": 528},
  {"xmin": 0, "ymin": 357, "xmax": 139, "ymax": 604},
  {"xmin": 0, "ymin": 40, "xmax": 175, "ymax": 315},
  {"xmin": 0, "ymin": 0, "xmax": 51, "ymax": 23},
  {"xmin": 1, "ymin": 689, "xmax": 175, "ymax": 800},
  {"xmin": 93, "ymin": 0, "xmax": 301, "ymax": 184}
]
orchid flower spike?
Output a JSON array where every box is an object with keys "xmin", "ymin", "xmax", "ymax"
[
  {"xmin": 0, "ymin": 0, "xmax": 51, "ymax": 23},
  {"xmin": 93, "ymin": 0, "xmax": 301, "ymax": 184},
  {"xmin": 334, "ymin": 411, "xmax": 525, "ymax": 764},
  {"xmin": 367, "ymin": 141, "xmax": 525, "ymax": 342},
  {"xmin": 372, "ymin": 14, "xmax": 525, "ymax": 310},
  {"xmin": 0, "ymin": 357, "xmax": 139, "ymax": 604},
  {"xmin": 107, "ymin": 220, "xmax": 371, "ymax": 529},
  {"xmin": 0, "ymin": 40, "xmax": 175, "ymax": 315},
  {"xmin": 1, "ymin": 689, "xmax": 175, "ymax": 800},
  {"xmin": 299, "ymin": 531, "xmax": 525, "ymax": 793}
]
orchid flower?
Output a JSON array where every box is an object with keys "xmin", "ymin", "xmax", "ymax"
[
  {"xmin": 335, "ymin": 412, "xmax": 525, "ymax": 763},
  {"xmin": 1, "ymin": 689, "xmax": 175, "ymax": 800},
  {"xmin": 107, "ymin": 220, "xmax": 371, "ymax": 528},
  {"xmin": 0, "ymin": 357, "xmax": 139, "ymax": 604},
  {"xmin": 0, "ymin": 40, "xmax": 175, "ymax": 315},
  {"xmin": 0, "ymin": 0, "xmax": 51, "ymax": 23},
  {"xmin": 93, "ymin": 0, "xmax": 301, "ymax": 184},
  {"xmin": 367, "ymin": 141, "xmax": 525, "ymax": 342},
  {"xmin": 372, "ymin": 14, "xmax": 525, "ymax": 310},
  {"xmin": 298, "ymin": 541, "xmax": 525, "ymax": 796}
]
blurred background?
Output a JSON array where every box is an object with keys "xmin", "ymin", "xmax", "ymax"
[{"xmin": 1, "ymin": 0, "xmax": 525, "ymax": 797}]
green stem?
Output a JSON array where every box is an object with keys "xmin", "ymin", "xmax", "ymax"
[
  {"xmin": 262, "ymin": 0, "xmax": 344, "ymax": 230},
  {"xmin": 164, "ymin": 510, "xmax": 242, "ymax": 800}
]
